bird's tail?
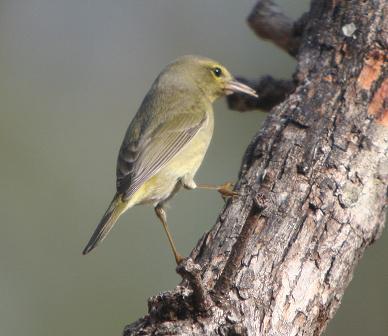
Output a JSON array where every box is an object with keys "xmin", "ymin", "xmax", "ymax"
[{"xmin": 82, "ymin": 194, "xmax": 127, "ymax": 255}]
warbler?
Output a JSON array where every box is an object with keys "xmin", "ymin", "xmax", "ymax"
[{"xmin": 82, "ymin": 55, "xmax": 257, "ymax": 264}]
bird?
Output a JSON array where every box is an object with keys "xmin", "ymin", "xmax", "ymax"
[{"xmin": 82, "ymin": 55, "xmax": 257, "ymax": 264}]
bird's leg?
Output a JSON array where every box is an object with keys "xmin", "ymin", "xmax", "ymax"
[
  {"xmin": 154, "ymin": 205, "xmax": 184, "ymax": 265},
  {"xmin": 182, "ymin": 176, "xmax": 238, "ymax": 198},
  {"xmin": 196, "ymin": 182, "xmax": 239, "ymax": 198}
]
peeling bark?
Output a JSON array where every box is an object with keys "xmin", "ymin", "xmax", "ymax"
[{"xmin": 124, "ymin": 1, "xmax": 387, "ymax": 335}]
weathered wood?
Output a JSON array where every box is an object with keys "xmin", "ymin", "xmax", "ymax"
[
  {"xmin": 247, "ymin": 0, "xmax": 307, "ymax": 56},
  {"xmin": 124, "ymin": 1, "xmax": 388, "ymax": 335}
]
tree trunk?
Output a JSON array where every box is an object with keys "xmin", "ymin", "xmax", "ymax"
[{"xmin": 124, "ymin": 1, "xmax": 387, "ymax": 335}]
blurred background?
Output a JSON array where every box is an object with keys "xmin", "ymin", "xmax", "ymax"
[{"xmin": 0, "ymin": 0, "xmax": 386, "ymax": 335}]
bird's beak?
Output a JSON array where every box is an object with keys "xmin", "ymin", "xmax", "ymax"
[{"xmin": 225, "ymin": 80, "xmax": 258, "ymax": 98}]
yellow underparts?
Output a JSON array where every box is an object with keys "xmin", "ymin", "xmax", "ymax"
[{"xmin": 124, "ymin": 109, "xmax": 214, "ymax": 210}]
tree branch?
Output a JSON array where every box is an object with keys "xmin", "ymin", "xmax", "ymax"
[
  {"xmin": 247, "ymin": 0, "xmax": 307, "ymax": 57},
  {"xmin": 124, "ymin": 1, "xmax": 388, "ymax": 335},
  {"xmin": 226, "ymin": 76, "xmax": 295, "ymax": 112},
  {"xmin": 228, "ymin": 0, "xmax": 308, "ymax": 112}
]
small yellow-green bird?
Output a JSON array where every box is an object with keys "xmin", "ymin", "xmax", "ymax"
[{"xmin": 82, "ymin": 55, "xmax": 257, "ymax": 264}]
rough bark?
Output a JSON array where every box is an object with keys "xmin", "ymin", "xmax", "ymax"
[{"xmin": 124, "ymin": 1, "xmax": 388, "ymax": 335}]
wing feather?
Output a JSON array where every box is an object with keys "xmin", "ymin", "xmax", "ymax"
[{"xmin": 116, "ymin": 110, "xmax": 206, "ymax": 200}]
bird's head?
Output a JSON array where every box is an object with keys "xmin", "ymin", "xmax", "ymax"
[{"xmin": 161, "ymin": 55, "xmax": 258, "ymax": 102}]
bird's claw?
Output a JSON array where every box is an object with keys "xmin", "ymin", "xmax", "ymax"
[
  {"xmin": 175, "ymin": 254, "xmax": 185, "ymax": 265},
  {"xmin": 217, "ymin": 182, "xmax": 239, "ymax": 199}
]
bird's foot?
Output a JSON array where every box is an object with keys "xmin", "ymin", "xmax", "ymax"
[
  {"xmin": 195, "ymin": 182, "xmax": 239, "ymax": 199},
  {"xmin": 175, "ymin": 253, "xmax": 185, "ymax": 265},
  {"xmin": 217, "ymin": 182, "xmax": 239, "ymax": 199}
]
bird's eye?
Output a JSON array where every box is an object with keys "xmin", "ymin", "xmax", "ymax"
[{"xmin": 213, "ymin": 67, "xmax": 222, "ymax": 77}]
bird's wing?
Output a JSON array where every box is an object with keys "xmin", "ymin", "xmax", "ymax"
[{"xmin": 116, "ymin": 109, "xmax": 207, "ymax": 200}]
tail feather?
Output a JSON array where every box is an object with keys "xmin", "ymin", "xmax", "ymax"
[{"xmin": 82, "ymin": 194, "xmax": 126, "ymax": 255}]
